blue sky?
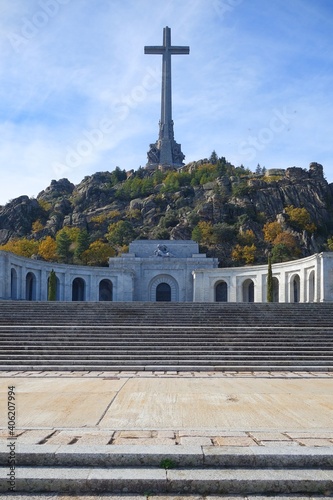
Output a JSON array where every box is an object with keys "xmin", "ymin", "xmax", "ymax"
[{"xmin": 0, "ymin": 0, "xmax": 333, "ymax": 205}]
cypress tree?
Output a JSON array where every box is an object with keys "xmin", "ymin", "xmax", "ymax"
[
  {"xmin": 267, "ymin": 255, "xmax": 273, "ymax": 302},
  {"xmin": 48, "ymin": 269, "xmax": 57, "ymax": 301}
]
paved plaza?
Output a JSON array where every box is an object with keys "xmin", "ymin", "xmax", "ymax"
[{"xmin": 1, "ymin": 371, "xmax": 333, "ymax": 448}]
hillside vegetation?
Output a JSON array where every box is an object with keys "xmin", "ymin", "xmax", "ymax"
[{"xmin": 1, "ymin": 153, "xmax": 333, "ymax": 267}]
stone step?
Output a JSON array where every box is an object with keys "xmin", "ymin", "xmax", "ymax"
[
  {"xmin": 1, "ymin": 340, "xmax": 332, "ymax": 346},
  {"xmin": 1, "ymin": 445, "xmax": 333, "ymax": 495},
  {"xmin": 1, "ymin": 347, "xmax": 331, "ymax": 354},
  {"xmin": 1, "ymin": 465, "xmax": 332, "ymax": 495},
  {"xmin": 2, "ymin": 316, "xmax": 333, "ymax": 323},
  {"xmin": 3, "ymin": 364, "xmax": 332, "ymax": 371},
  {"xmin": 1, "ymin": 359, "xmax": 331, "ymax": 368},
  {"xmin": 1, "ymin": 333, "xmax": 332, "ymax": 339},
  {"xmin": 1, "ymin": 325, "xmax": 332, "ymax": 331},
  {"xmin": 1, "ymin": 444, "xmax": 332, "ymax": 468},
  {"xmin": 1, "ymin": 303, "xmax": 333, "ymax": 324},
  {"xmin": 2, "ymin": 352, "xmax": 333, "ymax": 360},
  {"xmin": 0, "ymin": 330, "xmax": 330, "ymax": 336},
  {"xmin": 2, "ymin": 301, "xmax": 333, "ymax": 371}
]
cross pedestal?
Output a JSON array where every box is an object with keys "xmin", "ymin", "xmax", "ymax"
[{"xmin": 145, "ymin": 26, "xmax": 189, "ymax": 170}]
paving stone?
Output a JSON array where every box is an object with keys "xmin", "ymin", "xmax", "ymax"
[
  {"xmin": 0, "ymin": 429, "xmax": 25, "ymax": 441},
  {"xmin": 76, "ymin": 433, "xmax": 114, "ymax": 446},
  {"xmin": 260, "ymin": 441, "xmax": 301, "ymax": 447},
  {"xmin": 178, "ymin": 430, "xmax": 223, "ymax": 437},
  {"xmin": 118, "ymin": 431, "xmax": 152, "ymax": 439},
  {"xmin": 15, "ymin": 430, "xmax": 55, "ymax": 445},
  {"xmin": 179, "ymin": 437, "xmax": 213, "ymax": 446},
  {"xmin": 214, "ymin": 436, "xmax": 256, "ymax": 447},
  {"xmin": 296, "ymin": 438, "xmax": 333, "ymax": 447},
  {"xmin": 287, "ymin": 432, "xmax": 333, "ymax": 439},
  {"xmin": 112, "ymin": 438, "xmax": 175, "ymax": 446},
  {"xmin": 47, "ymin": 431, "xmax": 83, "ymax": 445},
  {"xmin": 157, "ymin": 430, "xmax": 176, "ymax": 439},
  {"xmin": 250, "ymin": 432, "xmax": 291, "ymax": 441}
]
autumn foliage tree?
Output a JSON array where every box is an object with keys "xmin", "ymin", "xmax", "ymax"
[
  {"xmin": 0, "ymin": 238, "xmax": 39, "ymax": 258},
  {"xmin": 231, "ymin": 243, "xmax": 256, "ymax": 265},
  {"xmin": 81, "ymin": 240, "xmax": 115, "ymax": 266},
  {"xmin": 263, "ymin": 221, "xmax": 283, "ymax": 243},
  {"xmin": 284, "ymin": 205, "xmax": 316, "ymax": 233},
  {"xmin": 38, "ymin": 236, "xmax": 57, "ymax": 261},
  {"xmin": 327, "ymin": 237, "xmax": 333, "ymax": 251},
  {"xmin": 191, "ymin": 221, "xmax": 214, "ymax": 246},
  {"xmin": 238, "ymin": 229, "xmax": 256, "ymax": 246}
]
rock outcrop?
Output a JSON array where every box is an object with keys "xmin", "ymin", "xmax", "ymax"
[{"xmin": 0, "ymin": 162, "xmax": 332, "ymax": 262}]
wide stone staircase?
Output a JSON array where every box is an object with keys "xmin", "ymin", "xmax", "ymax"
[
  {"xmin": 1, "ymin": 444, "xmax": 333, "ymax": 495},
  {"xmin": 0, "ymin": 301, "xmax": 333, "ymax": 371}
]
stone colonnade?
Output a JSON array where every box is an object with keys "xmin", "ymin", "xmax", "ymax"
[
  {"xmin": 1, "ymin": 249, "xmax": 333, "ymax": 303},
  {"xmin": 0, "ymin": 252, "xmax": 133, "ymax": 302},
  {"xmin": 193, "ymin": 253, "xmax": 333, "ymax": 303}
]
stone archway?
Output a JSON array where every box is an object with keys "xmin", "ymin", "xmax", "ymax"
[
  {"xmin": 272, "ymin": 277, "xmax": 279, "ymax": 302},
  {"xmin": 242, "ymin": 279, "xmax": 254, "ymax": 303},
  {"xmin": 26, "ymin": 272, "xmax": 37, "ymax": 301},
  {"xmin": 149, "ymin": 275, "xmax": 179, "ymax": 302},
  {"xmin": 308, "ymin": 270, "xmax": 315, "ymax": 302},
  {"xmin": 215, "ymin": 281, "xmax": 228, "ymax": 302},
  {"xmin": 99, "ymin": 279, "xmax": 113, "ymax": 301},
  {"xmin": 72, "ymin": 277, "xmax": 85, "ymax": 301},
  {"xmin": 11, "ymin": 268, "xmax": 18, "ymax": 299},
  {"xmin": 290, "ymin": 274, "xmax": 300, "ymax": 303}
]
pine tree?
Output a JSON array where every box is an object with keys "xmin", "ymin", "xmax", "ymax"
[
  {"xmin": 74, "ymin": 229, "xmax": 90, "ymax": 263},
  {"xmin": 209, "ymin": 150, "xmax": 218, "ymax": 164},
  {"xmin": 56, "ymin": 231, "xmax": 72, "ymax": 263}
]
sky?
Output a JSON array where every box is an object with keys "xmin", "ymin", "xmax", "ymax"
[{"xmin": 0, "ymin": 0, "xmax": 333, "ymax": 205}]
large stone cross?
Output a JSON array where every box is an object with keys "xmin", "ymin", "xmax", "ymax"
[{"xmin": 145, "ymin": 27, "xmax": 190, "ymax": 169}]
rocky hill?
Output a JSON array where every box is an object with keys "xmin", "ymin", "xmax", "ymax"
[{"xmin": 1, "ymin": 156, "xmax": 333, "ymax": 266}]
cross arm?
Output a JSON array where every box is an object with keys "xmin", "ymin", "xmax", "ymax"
[
  {"xmin": 170, "ymin": 47, "xmax": 190, "ymax": 55},
  {"xmin": 144, "ymin": 46, "xmax": 164, "ymax": 54}
]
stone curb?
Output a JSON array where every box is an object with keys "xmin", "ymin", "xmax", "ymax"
[
  {"xmin": 1, "ymin": 444, "xmax": 333, "ymax": 468},
  {"xmin": 1, "ymin": 466, "xmax": 333, "ymax": 495}
]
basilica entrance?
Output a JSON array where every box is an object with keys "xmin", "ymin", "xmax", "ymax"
[
  {"xmin": 149, "ymin": 275, "xmax": 179, "ymax": 302},
  {"xmin": 156, "ymin": 282, "xmax": 171, "ymax": 302}
]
